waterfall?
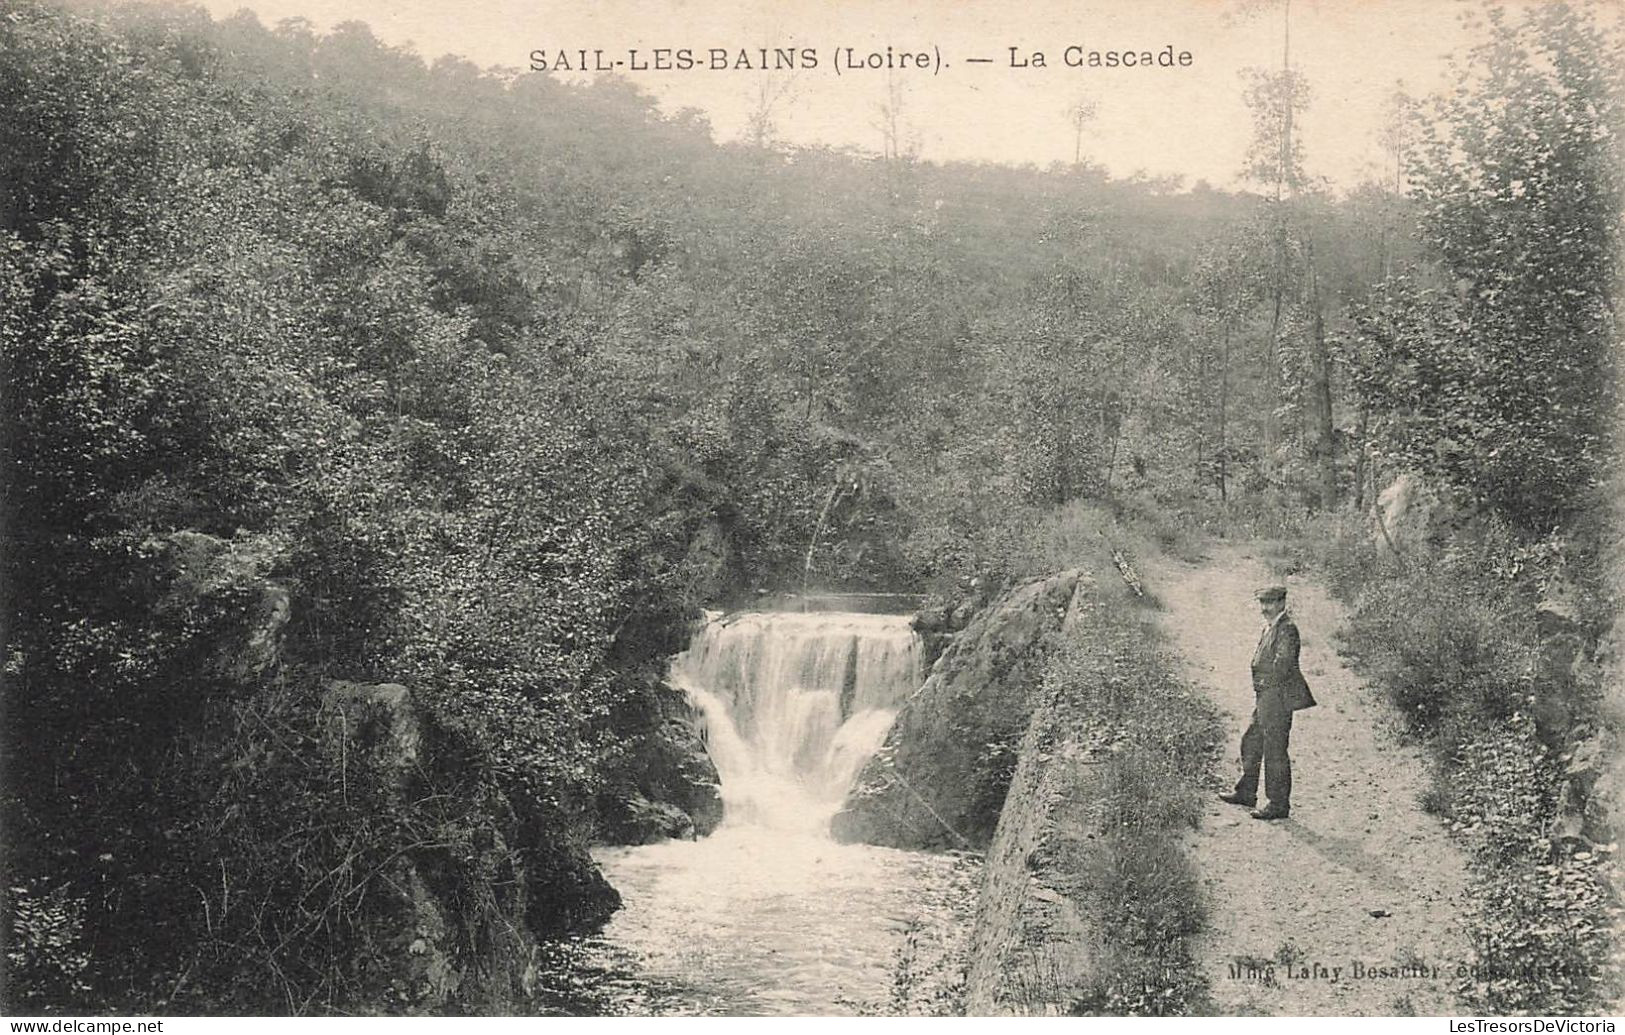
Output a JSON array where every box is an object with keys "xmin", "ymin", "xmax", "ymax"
[
  {"xmin": 580, "ymin": 611, "xmax": 965, "ymax": 1016},
  {"xmin": 668, "ymin": 611, "xmax": 923, "ymax": 834}
]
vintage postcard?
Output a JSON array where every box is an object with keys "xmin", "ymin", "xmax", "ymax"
[{"xmin": 2, "ymin": 0, "xmax": 1621, "ymax": 1022}]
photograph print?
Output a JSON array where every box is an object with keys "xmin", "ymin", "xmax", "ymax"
[{"xmin": 2, "ymin": 0, "xmax": 1623, "ymax": 1019}]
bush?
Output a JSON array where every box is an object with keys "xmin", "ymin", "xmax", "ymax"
[
  {"xmin": 5, "ymin": 883, "xmax": 92, "ymax": 1011},
  {"xmin": 1343, "ymin": 569, "xmax": 1537, "ymax": 739},
  {"xmin": 1328, "ymin": 525, "xmax": 1618, "ymax": 1014},
  {"xmin": 1042, "ymin": 605, "xmax": 1222, "ymax": 1016}
]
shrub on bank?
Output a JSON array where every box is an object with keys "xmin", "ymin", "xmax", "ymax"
[
  {"xmin": 1342, "ymin": 566, "xmax": 1537, "ymax": 739},
  {"xmin": 1042, "ymin": 602, "xmax": 1221, "ymax": 1016},
  {"xmin": 1319, "ymin": 517, "xmax": 1617, "ymax": 1014}
]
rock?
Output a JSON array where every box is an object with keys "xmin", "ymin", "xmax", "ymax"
[
  {"xmin": 1553, "ymin": 810, "xmax": 1588, "ymax": 845},
  {"xmin": 964, "ymin": 682, "xmax": 1104, "ymax": 1014},
  {"xmin": 399, "ymin": 866, "xmax": 462, "ymax": 1007},
  {"xmin": 1597, "ymin": 528, "xmax": 1625, "ymax": 1016},
  {"xmin": 673, "ymin": 519, "xmax": 743, "ymax": 611},
  {"xmin": 658, "ymin": 714, "xmax": 725, "ymax": 836},
  {"xmin": 1537, "ymin": 632, "xmax": 1588, "ymax": 685},
  {"xmin": 1567, "ymin": 734, "xmax": 1604, "ymax": 783},
  {"xmin": 322, "ymin": 681, "xmax": 421, "ymax": 780},
  {"xmin": 312, "ymin": 679, "xmax": 562, "ymax": 1008},
  {"xmin": 315, "ymin": 681, "xmax": 473, "ymax": 1004},
  {"xmin": 597, "ymin": 680, "xmax": 723, "ymax": 843},
  {"xmin": 913, "ymin": 607, "xmax": 949, "ymax": 634},
  {"xmin": 1062, "ymin": 578, "xmax": 1092, "ymax": 634},
  {"xmin": 1530, "ymin": 694, "xmax": 1575, "ymax": 746},
  {"xmin": 917, "ymin": 632, "xmax": 953, "ymax": 672},
  {"xmin": 1373, "ymin": 473, "xmax": 1450, "ymax": 558},
  {"xmin": 523, "ymin": 839, "xmax": 622, "ymax": 935},
  {"xmin": 832, "ymin": 569, "xmax": 1092, "ymax": 850},
  {"xmin": 1536, "ymin": 579, "xmax": 1584, "ymax": 629},
  {"xmin": 1555, "ymin": 733, "xmax": 1615, "ymax": 844},
  {"xmin": 599, "ymin": 793, "xmax": 696, "ymax": 845},
  {"xmin": 130, "ymin": 527, "xmax": 631, "ymax": 1008}
]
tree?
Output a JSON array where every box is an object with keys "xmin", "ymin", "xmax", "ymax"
[
  {"xmin": 744, "ymin": 75, "xmax": 798, "ymax": 151},
  {"xmin": 1239, "ymin": 61, "xmax": 1340, "ymax": 508},
  {"xmin": 1191, "ymin": 231, "xmax": 1267, "ymax": 500},
  {"xmin": 1066, "ymin": 96, "xmax": 1098, "ymax": 167},
  {"xmin": 873, "ymin": 69, "xmax": 918, "ymax": 162},
  {"xmin": 1349, "ymin": 2, "xmax": 1621, "ymax": 529}
]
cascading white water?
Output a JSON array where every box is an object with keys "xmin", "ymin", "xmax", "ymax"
[
  {"xmin": 562, "ymin": 609, "xmax": 972, "ymax": 1015},
  {"xmin": 667, "ymin": 611, "xmax": 922, "ymax": 833}
]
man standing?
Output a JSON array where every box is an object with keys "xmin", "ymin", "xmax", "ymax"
[{"xmin": 1219, "ymin": 584, "xmax": 1315, "ymax": 820}]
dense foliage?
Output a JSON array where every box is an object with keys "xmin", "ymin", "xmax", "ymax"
[
  {"xmin": 1345, "ymin": 4, "xmax": 1621, "ymax": 530},
  {"xmin": 1, "ymin": 0, "xmax": 1617, "ymax": 1016},
  {"xmin": 1053, "ymin": 597, "xmax": 1221, "ymax": 1017},
  {"xmin": 0, "ymin": 0, "xmax": 1268, "ymax": 1012},
  {"xmin": 1322, "ymin": 3, "xmax": 1622, "ymax": 1013}
]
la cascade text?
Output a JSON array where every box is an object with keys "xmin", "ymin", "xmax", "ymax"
[{"xmin": 528, "ymin": 45, "xmax": 1194, "ymax": 75}]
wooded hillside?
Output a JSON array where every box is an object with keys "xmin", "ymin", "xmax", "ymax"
[{"xmin": 2, "ymin": 0, "xmax": 1618, "ymax": 1015}]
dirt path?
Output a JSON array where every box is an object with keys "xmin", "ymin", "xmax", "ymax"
[{"xmin": 1142, "ymin": 541, "xmax": 1472, "ymax": 1016}]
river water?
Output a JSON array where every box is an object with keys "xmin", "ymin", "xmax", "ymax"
[{"xmin": 532, "ymin": 611, "xmax": 980, "ymax": 1016}]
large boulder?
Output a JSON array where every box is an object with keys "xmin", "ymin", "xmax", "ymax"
[
  {"xmin": 831, "ymin": 569, "xmax": 1091, "ymax": 849},
  {"xmin": 913, "ymin": 580, "xmax": 990, "ymax": 670},
  {"xmin": 1373, "ymin": 473, "xmax": 1452, "ymax": 558},
  {"xmin": 322, "ymin": 680, "xmax": 422, "ymax": 778},
  {"xmin": 318, "ymin": 679, "xmax": 623, "ymax": 1004},
  {"xmin": 597, "ymin": 680, "xmax": 723, "ymax": 843},
  {"xmin": 597, "ymin": 794, "xmax": 698, "ymax": 844}
]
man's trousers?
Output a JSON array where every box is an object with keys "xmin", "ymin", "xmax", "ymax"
[{"xmin": 1233, "ymin": 693, "xmax": 1293, "ymax": 809}]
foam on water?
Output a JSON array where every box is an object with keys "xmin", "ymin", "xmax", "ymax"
[
  {"xmin": 549, "ymin": 610, "xmax": 973, "ymax": 1015},
  {"xmin": 667, "ymin": 611, "xmax": 922, "ymax": 832}
]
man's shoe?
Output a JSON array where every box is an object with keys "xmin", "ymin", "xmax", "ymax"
[
  {"xmin": 1250, "ymin": 805, "xmax": 1290, "ymax": 821},
  {"xmin": 1218, "ymin": 792, "xmax": 1256, "ymax": 808}
]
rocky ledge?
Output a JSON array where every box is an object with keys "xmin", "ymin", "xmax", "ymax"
[{"xmin": 831, "ymin": 569, "xmax": 1092, "ymax": 849}]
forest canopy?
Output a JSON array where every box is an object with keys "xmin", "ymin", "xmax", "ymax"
[{"xmin": 1, "ymin": 0, "xmax": 1618, "ymax": 1015}]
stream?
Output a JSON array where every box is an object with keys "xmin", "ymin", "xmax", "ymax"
[{"xmin": 532, "ymin": 611, "xmax": 980, "ymax": 1016}]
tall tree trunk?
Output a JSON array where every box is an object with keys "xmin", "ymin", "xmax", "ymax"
[
  {"xmin": 1263, "ymin": 255, "xmax": 1284, "ymax": 464},
  {"xmin": 1096, "ymin": 385, "xmax": 1112, "ymax": 498},
  {"xmin": 1353, "ymin": 401, "xmax": 1370, "ymax": 510},
  {"xmin": 803, "ymin": 479, "xmax": 845, "ymax": 601},
  {"xmin": 1105, "ymin": 408, "xmax": 1124, "ymax": 497},
  {"xmin": 1263, "ymin": 0, "xmax": 1294, "ymax": 474},
  {"xmin": 1195, "ymin": 342, "xmax": 1208, "ymax": 488},
  {"xmin": 1219, "ymin": 318, "xmax": 1232, "ymax": 502},
  {"xmin": 1305, "ymin": 243, "xmax": 1337, "ymax": 509},
  {"xmin": 1055, "ymin": 393, "xmax": 1072, "ymax": 503}
]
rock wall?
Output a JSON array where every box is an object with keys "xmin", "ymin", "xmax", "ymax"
[
  {"xmin": 962, "ymin": 690, "xmax": 1106, "ymax": 1014},
  {"xmin": 320, "ymin": 681, "xmax": 483, "ymax": 1008},
  {"xmin": 1372, "ymin": 471, "xmax": 1461, "ymax": 559},
  {"xmin": 597, "ymin": 680, "xmax": 724, "ymax": 844},
  {"xmin": 146, "ymin": 533, "xmax": 632, "ymax": 1009},
  {"xmin": 320, "ymin": 678, "xmax": 625, "ymax": 1008},
  {"xmin": 1599, "ymin": 491, "xmax": 1625, "ymax": 1013},
  {"xmin": 831, "ymin": 569, "xmax": 1090, "ymax": 849}
]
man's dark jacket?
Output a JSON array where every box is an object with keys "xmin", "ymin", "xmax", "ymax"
[{"xmin": 1252, "ymin": 614, "xmax": 1316, "ymax": 712}]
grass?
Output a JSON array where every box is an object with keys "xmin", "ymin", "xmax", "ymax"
[
  {"xmin": 970, "ymin": 503, "xmax": 1223, "ymax": 1015},
  {"xmin": 1310, "ymin": 517, "xmax": 1619, "ymax": 1014},
  {"xmin": 1040, "ymin": 597, "xmax": 1223, "ymax": 1016}
]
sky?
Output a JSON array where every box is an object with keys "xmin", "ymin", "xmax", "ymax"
[{"xmin": 166, "ymin": 0, "xmax": 1547, "ymax": 190}]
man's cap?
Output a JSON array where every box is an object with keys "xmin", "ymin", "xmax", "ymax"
[{"xmin": 1254, "ymin": 584, "xmax": 1288, "ymax": 602}]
